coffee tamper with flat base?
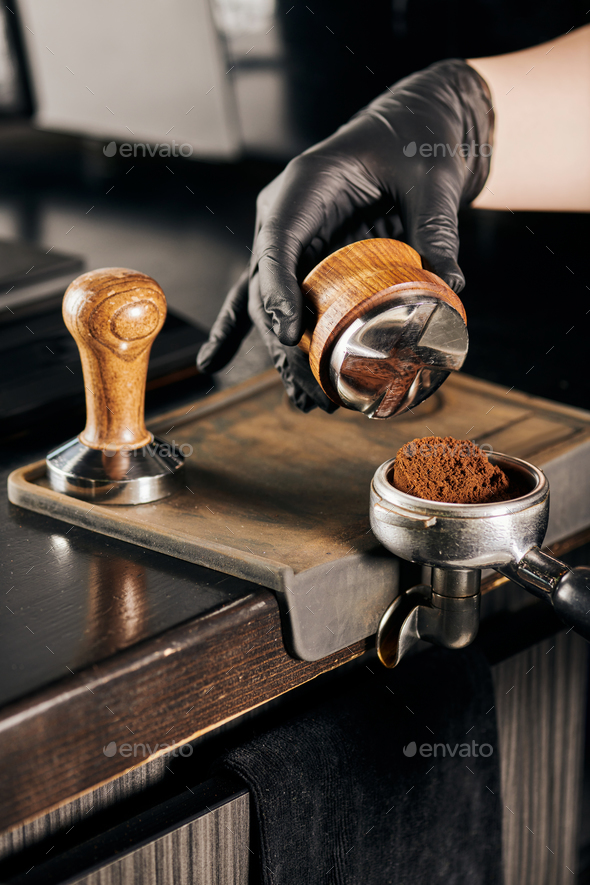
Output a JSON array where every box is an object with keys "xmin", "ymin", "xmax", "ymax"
[
  {"xmin": 299, "ymin": 238, "xmax": 468, "ymax": 419},
  {"xmin": 46, "ymin": 268, "xmax": 184, "ymax": 504}
]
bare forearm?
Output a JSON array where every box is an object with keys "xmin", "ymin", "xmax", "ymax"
[{"xmin": 468, "ymin": 25, "xmax": 590, "ymax": 211}]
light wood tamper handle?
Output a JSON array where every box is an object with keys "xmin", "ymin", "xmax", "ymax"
[
  {"xmin": 63, "ymin": 268, "xmax": 166, "ymax": 451},
  {"xmin": 298, "ymin": 239, "xmax": 468, "ymax": 418}
]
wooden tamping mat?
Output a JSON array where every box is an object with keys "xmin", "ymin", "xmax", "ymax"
[
  {"xmin": 8, "ymin": 261, "xmax": 590, "ymax": 660},
  {"xmin": 9, "ymin": 367, "xmax": 590, "ymax": 660}
]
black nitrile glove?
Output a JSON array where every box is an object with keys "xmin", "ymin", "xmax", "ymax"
[{"xmin": 197, "ymin": 59, "xmax": 494, "ymax": 412}]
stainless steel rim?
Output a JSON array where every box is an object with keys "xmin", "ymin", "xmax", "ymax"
[
  {"xmin": 328, "ymin": 292, "xmax": 468, "ymax": 419},
  {"xmin": 371, "ymin": 452, "xmax": 547, "ymax": 519}
]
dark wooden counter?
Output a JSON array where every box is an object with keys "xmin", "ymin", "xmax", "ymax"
[
  {"xmin": 0, "ymin": 580, "xmax": 367, "ymax": 833},
  {"xmin": 0, "ymin": 395, "xmax": 370, "ymax": 833},
  {"xmin": 3, "ymin": 370, "xmax": 590, "ymax": 836}
]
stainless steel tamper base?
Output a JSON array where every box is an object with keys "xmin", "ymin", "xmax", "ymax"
[
  {"xmin": 46, "ymin": 436, "xmax": 184, "ymax": 504},
  {"xmin": 370, "ymin": 451, "xmax": 590, "ymax": 666},
  {"xmin": 329, "ymin": 293, "xmax": 468, "ymax": 419}
]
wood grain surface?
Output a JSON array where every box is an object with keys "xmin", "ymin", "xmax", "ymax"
[
  {"xmin": 494, "ymin": 630, "xmax": 587, "ymax": 885},
  {"xmin": 0, "ymin": 773, "xmax": 250, "ymax": 884},
  {"xmin": 5, "ymin": 369, "xmax": 590, "ymax": 837},
  {"xmin": 3, "ymin": 619, "xmax": 585, "ymax": 884},
  {"xmin": 0, "ymin": 757, "xmax": 168, "ymax": 863},
  {"xmin": 79, "ymin": 792, "xmax": 250, "ymax": 885},
  {"xmin": 299, "ymin": 239, "xmax": 467, "ymax": 403},
  {"xmin": 10, "ymin": 369, "xmax": 590, "ymax": 589},
  {"xmin": 63, "ymin": 268, "xmax": 167, "ymax": 451},
  {"xmin": 0, "ymin": 586, "xmax": 369, "ymax": 835}
]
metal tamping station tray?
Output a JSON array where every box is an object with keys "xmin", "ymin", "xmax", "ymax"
[{"xmin": 9, "ymin": 367, "xmax": 590, "ymax": 661}]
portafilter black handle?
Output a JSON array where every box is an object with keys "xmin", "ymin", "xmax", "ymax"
[
  {"xmin": 552, "ymin": 567, "xmax": 590, "ymax": 641},
  {"xmin": 498, "ymin": 548, "xmax": 590, "ymax": 641}
]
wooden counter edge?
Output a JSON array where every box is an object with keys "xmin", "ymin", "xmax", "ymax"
[{"xmin": 0, "ymin": 587, "xmax": 369, "ymax": 835}]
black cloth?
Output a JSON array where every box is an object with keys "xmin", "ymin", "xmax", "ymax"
[{"xmin": 219, "ymin": 646, "xmax": 502, "ymax": 885}]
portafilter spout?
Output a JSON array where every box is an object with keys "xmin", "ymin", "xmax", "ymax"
[{"xmin": 370, "ymin": 452, "xmax": 590, "ymax": 667}]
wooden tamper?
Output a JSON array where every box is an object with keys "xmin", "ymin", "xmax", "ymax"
[
  {"xmin": 299, "ymin": 239, "xmax": 468, "ymax": 418},
  {"xmin": 46, "ymin": 268, "xmax": 184, "ymax": 504}
]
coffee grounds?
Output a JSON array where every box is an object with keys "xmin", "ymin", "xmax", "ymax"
[{"xmin": 392, "ymin": 436, "xmax": 520, "ymax": 504}]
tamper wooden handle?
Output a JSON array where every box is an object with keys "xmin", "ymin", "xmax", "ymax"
[
  {"xmin": 63, "ymin": 268, "xmax": 167, "ymax": 451},
  {"xmin": 301, "ymin": 239, "xmax": 425, "ymax": 329}
]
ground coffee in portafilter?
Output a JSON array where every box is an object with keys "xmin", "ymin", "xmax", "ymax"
[{"xmin": 392, "ymin": 436, "xmax": 523, "ymax": 504}]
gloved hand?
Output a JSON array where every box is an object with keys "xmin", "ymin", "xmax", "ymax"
[{"xmin": 197, "ymin": 58, "xmax": 494, "ymax": 412}]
